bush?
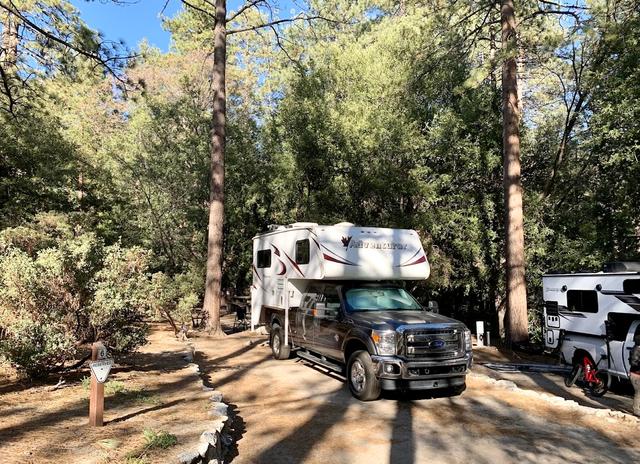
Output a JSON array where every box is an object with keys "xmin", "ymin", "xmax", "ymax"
[
  {"xmin": 0, "ymin": 214, "xmax": 155, "ymax": 378},
  {"xmin": 89, "ymin": 244, "xmax": 151, "ymax": 353}
]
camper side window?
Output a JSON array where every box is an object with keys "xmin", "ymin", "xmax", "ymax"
[
  {"xmin": 623, "ymin": 279, "xmax": 640, "ymax": 294},
  {"xmin": 567, "ymin": 290, "xmax": 598, "ymax": 313},
  {"xmin": 295, "ymin": 239, "xmax": 310, "ymax": 265},
  {"xmin": 257, "ymin": 249, "xmax": 271, "ymax": 268}
]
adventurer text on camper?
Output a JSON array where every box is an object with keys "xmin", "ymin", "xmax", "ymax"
[{"xmin": 348, "ymin": 240, "xmax": 408, "ymax": 250}]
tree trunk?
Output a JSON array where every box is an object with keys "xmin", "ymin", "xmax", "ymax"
[
  {"xmin": 501, "ymin": 0, "xmax": 528, "ymax": 345},
  {"xmin": 203, "ymin": 0, "xmax": 227, "ymax": 336},
  {"xmin": 1, "ymin": 11, "xmax": 18, "ymax": 66}
]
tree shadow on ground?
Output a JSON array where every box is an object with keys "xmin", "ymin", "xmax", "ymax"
[{"xmin": 0, "ymin": 348, "xmax": 199, "ymax": 444}]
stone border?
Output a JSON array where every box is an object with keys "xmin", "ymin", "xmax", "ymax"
[
  {"xmin": 175, "ymin": 342, "xmax": 233, "ymax": 464},
  {"xmin": 469, "ymin": 371, "xmax": 640, "ymax": 424}
]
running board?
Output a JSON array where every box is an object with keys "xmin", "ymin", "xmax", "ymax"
[{"xmin": 296, "ymin": 350, "xmax": 343, "ymax": 373}]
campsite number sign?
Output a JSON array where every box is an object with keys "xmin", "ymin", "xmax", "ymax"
[{"xmin": 89, "ymin": 341, "xmax": 112, "ymax": 426}]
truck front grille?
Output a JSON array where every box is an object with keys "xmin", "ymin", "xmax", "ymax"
[{"xmin": 403, "ymin": 328, "xmax": 463, "ymax": 360}]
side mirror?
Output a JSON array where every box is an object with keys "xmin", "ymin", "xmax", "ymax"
[{"xmin": 428, "ymin": 301, "xmax": 439, "ymax": 314}]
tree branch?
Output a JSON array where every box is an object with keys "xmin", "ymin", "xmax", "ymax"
[
  {"xmin": 0, "ymin": 1, "xmax": 135, "ymax": 85},
  {"xmin": 178, "ymin": 0, "xmax": 217, "ymax": 20},
  {"xmin": 227, "ymin": 14, "xmax": 339, "ymax": 35},
  {"xmin": 228, "ymin": 0, "xmax": 267, "ymax": 23}
]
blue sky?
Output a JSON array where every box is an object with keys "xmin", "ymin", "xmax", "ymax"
[{"xmin": 71, "ymin": 0, "xmax": 300, "ymax": 52}]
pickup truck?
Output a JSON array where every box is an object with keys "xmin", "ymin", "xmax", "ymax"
[{"xmin": 265, "ymin": 281, "xmax": 473, "ymax": 400}]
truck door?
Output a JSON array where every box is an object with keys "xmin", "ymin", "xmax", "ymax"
[
  {"xmin": 314, "ymin": 285, "xmax": 346, "ymax": 361},
  {"xmin": 607, "ymin": 317, "xmax": 640, "ymax": 378}
]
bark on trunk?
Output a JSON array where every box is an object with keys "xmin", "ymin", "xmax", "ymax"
[
  {"xmin": 1, "ymin": 11, "xmax": 18, "ymax": 66},
  {"xmin": 501, "ymin": 0, "xmax": 528, "ymax": 345},
  {"xmin": 203, "ymin": 0, "xmax": 227, "ymax": 336}
]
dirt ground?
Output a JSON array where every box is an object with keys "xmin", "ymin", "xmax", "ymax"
[
  {"xmin": 2, "ymin": 321, "xmax": 639, "ymax": 464},
  {"xmin": 0, "ymin": 324, "xmax": 211, "ymax": 464},
  {"xmin": 473, "ymin": 345, "xmax": 637, "ymax": 415},
  {"xmin": 193, "ymin": 324, "xmax": 640, "ymax": 464}
]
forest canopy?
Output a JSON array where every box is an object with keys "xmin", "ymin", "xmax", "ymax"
[{"xmin": 1, "ymin": 0, "xmax": 639, "ymax": 375}]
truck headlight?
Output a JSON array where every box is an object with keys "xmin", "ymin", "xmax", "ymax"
[
  {"xmin": 464, "ymin": 328, "xmax": 472, "ymax": 351},
  {"xmin": 372, "ymin": 330, "xmax": 396, "ymax": 356}
]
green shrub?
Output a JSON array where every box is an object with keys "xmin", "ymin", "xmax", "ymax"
[
  {"xmin": 89, "ymin": 243, "xmax": 151, "ymax": 353},
  {"xmin": 142, "ymin": 428, "xmax": 177, "ymax": 449},
  {"xmin": 0, "ymin": 214, "xmax": 154, "ymax": 378}
]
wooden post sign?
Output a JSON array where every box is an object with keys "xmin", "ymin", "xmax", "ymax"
[{"xmin": 89, "ymin": 341, "xmax": 112, "ymax": 426}]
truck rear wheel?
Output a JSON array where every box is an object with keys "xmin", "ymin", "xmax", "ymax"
[
  {"xmin": 347, "ymin": 350, "xmax": 381, "ymax": 401},
  {"xmin": 270, "ymin": 325, "xmax": 291, "ymax": 360}
]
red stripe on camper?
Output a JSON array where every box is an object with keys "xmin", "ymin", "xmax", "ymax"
[
  {"xmin": 323, "ymin": 253, "xmax": 357, "ymax": 266},
  {"xmin": 277, "ymin": 260, "xmax": 286, "ymax": 275},
  {"xmin": 271, "ymin": 244, "xmax": 281, "ymax": 256},
  {"xmin": 320, "ymin": 245, "xmax": 358, "ymax": 266},
  {"xmin": 252, "ymin": 264, "xmax": 262, "ymax": 281},
  {"xmin": 398, "ymin": 255, "xmax": 427, "ymax": 267},
  {"xmin": 283, "ymin": 251, "xmax": 305, "ymax": 277}
]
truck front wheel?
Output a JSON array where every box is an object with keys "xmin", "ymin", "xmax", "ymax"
[
  {"xmin": 347, "ymin": 350, "xmax": 381, "ymax": 401},
  {"xmin": 270, "ymin": 325, "xmax": 291, "ymax": 360}
]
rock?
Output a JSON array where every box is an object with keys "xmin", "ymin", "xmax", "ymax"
[
  {"xmin": 198, "ymin": 441, "xmax": 210, "ymax": 457},
  {"xmin": 201, "ymin": 431, "xmax": 219, "ymax": 446},
  {"xmin": 210, "ymin": 418, "xmax": 227, "ymax": 433},
  {"xmin": 210, "ymin": 402, "xmax": 228, "ymax": 417},
  {"xmin": 176, "ymin": 450, "xmax": 201, "ymax": 464},
  {"xmin": 221, "ymin": 433, "xmax": 233, "ymax": 446},
  {"xmin": 209, "ymin": 391, "xmax": 223, "ymax": 403}
]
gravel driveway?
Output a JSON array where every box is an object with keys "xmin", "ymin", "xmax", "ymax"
[{"xmin": 193, "ymin": 332, "xmax": 639, "ymax": 464}]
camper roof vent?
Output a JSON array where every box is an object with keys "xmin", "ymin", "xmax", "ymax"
[
  {"xmin": 334, "ymin": 222, "xmax": 355, "ymax": 227},
  {"xmin": 267, "ymin": 224, "xmax": 286, "ymax": 231},
  {"xmin": 603, "ymin": 261, "xmax": 640, "ymax": 273},
  {"xmin": 287, "ymin": 222, "xmax": 318, "ymax": 229}
]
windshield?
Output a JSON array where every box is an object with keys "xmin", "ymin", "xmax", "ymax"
[{"xmin": 344, "ymin": 287, "xmax": 423, "ymax": 312}]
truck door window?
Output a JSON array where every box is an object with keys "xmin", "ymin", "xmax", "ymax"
[
  {"xmin": 567, "ymin": 290, "xmax": 598, "ymax": 313},
  {"xmin": 321, "ymin": 286, "xmax": 341, "ymax": 319},
  {"xmin": 295, "ymin": 239, "xmax": 310, "ymax": 264},
  {"xmin": 257, "ymin": 249, "xmax": 271, "ymax": 268}
]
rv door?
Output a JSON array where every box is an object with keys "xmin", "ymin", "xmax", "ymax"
[{"xmin": 623, "ymin": 321, "xmax": 640, "ymax": 377}]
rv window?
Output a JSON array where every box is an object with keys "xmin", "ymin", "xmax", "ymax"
[
  {"xmin": 295, "ymin": 239, "xmax": 310, "ymax": 265},
  {"xmin": 623, "ymin": 279, "xmax": 640, "ymax": 294},
  {"xmin": 567, "ymin": 290, "xmax": 598, "ymax": 313},
  {"xmin": 257, "ymin": 249, "xmax": 271, "ymax": 268}
]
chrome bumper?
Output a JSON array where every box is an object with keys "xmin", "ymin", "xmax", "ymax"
[{"xmin": 371, "ymin": 352, "xmax": 473, "ymax": 381}]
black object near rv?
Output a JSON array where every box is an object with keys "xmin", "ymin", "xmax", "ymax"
[{"xmin": 250, "ymin": 222, "xmax": 473, "ymax": 401}]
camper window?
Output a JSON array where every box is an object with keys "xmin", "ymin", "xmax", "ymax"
[
  {"xmin": 295, "ymin": 239, "xmax": 310, "ymax": 264},
  {"xmin": 257, "ymin": 249, "xmax": 271, "ymax": 268},
  {"xmin": 567, "ymin": 290, "xmax": 598, "ymax": 313},
  {"xmin": 623, "ymin": 279, "xmax": 640, "ymax": 294}
]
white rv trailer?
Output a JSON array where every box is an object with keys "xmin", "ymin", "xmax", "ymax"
[
  {"xmin": 543, "ymin": 262, "xmax": 640, "ymax": 381},
  {"xmin": 250, "ymin": 222, "xmax": 430, "ymax": 339}
]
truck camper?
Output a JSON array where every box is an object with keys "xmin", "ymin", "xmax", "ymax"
[
  {"xmin": 543, "ymin": 262, "xmax": 640, "ymax": 396},
  {"xmin": 250, "ymin": 222, "xmax": 473, "ymax": 401}
]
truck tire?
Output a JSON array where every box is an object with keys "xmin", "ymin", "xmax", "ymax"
[
  {"xmin": 565, "ymin": 362, "xmax": 583, "ymax": 388},
  {"xmin": 270, "ymin": 325, "xmax": 290, "ymax": 360},
  {"xmin": 347, "ymin": 350, "xmax": 381, "ymax": 401}
]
